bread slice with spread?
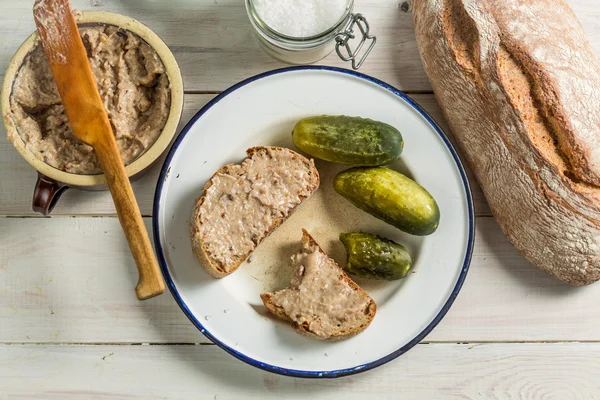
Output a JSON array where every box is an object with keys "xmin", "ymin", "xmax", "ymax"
[
  {"xmin": 261, "ymin": 229, "xmax": 377, "ymax": 341},
  {"xmin": 190, "ymin": 146, "xmax": 320, "ymax": 278}
]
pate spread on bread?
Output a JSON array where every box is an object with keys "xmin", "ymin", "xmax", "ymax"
[
  {"xmin": 190, "ymin": 146, "xmax": 320, "ymax": 278},
  {"xmin": 261, "ymin": 229, "xmax": 376, "ymax": 340}
]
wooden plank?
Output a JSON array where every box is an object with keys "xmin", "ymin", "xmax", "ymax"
[
  {"xmin": 0, "ymin": 0, "xmax": 428, "ymax": 92},
  {"xmin": 1, "ymin": 1, "xmax": 599, "ymax": 93},
  {"xmin": 0, "ymin": 94, "xmax": 490, "ymax": 216},
  {"xmin": 0, "ymin": 217, "xmax": 203, "ymax": 344},
  {"xmin": 1, "ymin": 216, "xmax": 598, "ymax": 344},
  {"xmin": 1, "ymin": 343, "xmax": 599, "ymax": 398}
]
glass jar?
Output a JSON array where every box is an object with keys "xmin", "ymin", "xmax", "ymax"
[{"xmin": 245, "ymin": 0, "xmax": 376, "ymax": 69}]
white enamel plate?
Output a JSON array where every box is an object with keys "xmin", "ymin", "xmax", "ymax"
[{"xmin": 153, "ymin": 67, "xmax": 474, "ymax": 378}]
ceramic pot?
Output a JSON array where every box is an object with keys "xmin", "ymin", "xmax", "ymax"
[{"xmin": 1, "ymin": 11, "xmax": 184, "ymax": 215}]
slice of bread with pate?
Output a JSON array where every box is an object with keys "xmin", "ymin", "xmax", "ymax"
[
  {"xmin": 261, "ymin": 229, "xmax": 377, "ymax": 341},
  {"xmin": 190, "ymin": 146, "xmax": 320, "ymax": 278}
]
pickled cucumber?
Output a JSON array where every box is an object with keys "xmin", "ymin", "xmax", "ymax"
[
  {"xmin": 292, "ymin": 116, "xmax": 403, "ymax": 166},
  {"xmin": 334, "ymin": 167, "xmax": 440, "ymax": 236},
  {"xmin": 340, "ymin": 232, "xmax": 413, "ymax": 280}
]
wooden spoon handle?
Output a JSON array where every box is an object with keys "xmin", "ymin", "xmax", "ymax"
[
  {"xmin": 94, "ymin": 138, "xmax": 165, "ymax": 300},
  {"xmin": 33, "ymin": 0, "xmax": 164, "ymax": 300}
]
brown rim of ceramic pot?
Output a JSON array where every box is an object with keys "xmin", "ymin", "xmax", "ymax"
[{"xmin": 1, "ymin": 11, "xmax": 184, "ymax": 215}]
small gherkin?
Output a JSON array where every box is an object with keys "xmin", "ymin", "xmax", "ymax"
[{"xmin": 340, "ymin": 232, "xmax": 413, "ymax": 280}]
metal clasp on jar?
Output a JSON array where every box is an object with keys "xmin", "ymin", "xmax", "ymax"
[{"xmin": 335, "ymin": 14, "xmax": 376, "ymax": 70}]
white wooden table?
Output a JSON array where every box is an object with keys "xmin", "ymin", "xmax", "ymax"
[{"xmin": 2, "ymin": 1, "xmax": 600, "ymax": 398}]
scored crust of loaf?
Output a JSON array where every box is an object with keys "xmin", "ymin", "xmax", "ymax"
[
  {"xmin": 414, "ymin": 0, "xmax": 600, "ymax": 285},
  {"xmin": 260, "ymin": 229, "xmax": 377, "ymax": 341},
  {"xmin": 190, "ymin": 146, "xmax": 320, "ymax": 278}
]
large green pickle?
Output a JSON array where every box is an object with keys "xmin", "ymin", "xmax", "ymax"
[
  {"xmin": 340, "ymin": 232, "xmax": 413, "ymax": 280},
  {"xmin": 334, "ymin": 167, "xmax": 440, "ymax": 236},
  {"xmin": 292, "ymin": 115, "xmax": 403, "ymax": 166}
]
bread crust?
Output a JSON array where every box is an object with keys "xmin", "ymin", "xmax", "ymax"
[
  {"xmin": 261, "ymin": 229, "xmax": 377, "ymax": 341},
  {"xmin": 414, "ymin": 0, "xmax": 600, "ymax": 285},
  {"xmin": 190, "ymin": 147, "xmax": 320, "ymax": 278}
]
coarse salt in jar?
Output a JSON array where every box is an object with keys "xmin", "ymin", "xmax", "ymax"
[{"xmin": 246, "ymin": 0, "xmax": 376, "ymax": 69}]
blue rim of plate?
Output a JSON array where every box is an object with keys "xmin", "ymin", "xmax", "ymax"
[{"xmin": 152, "ymin": 65, "xmax": 475, "ymax": 379}]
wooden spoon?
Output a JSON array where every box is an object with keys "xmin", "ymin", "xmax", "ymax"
[{"xmin": 33, "ymin": 0, "xmax": 165, "ymax": 300}]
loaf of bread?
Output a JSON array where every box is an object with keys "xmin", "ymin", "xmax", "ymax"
[
  {"xmin": 414, "ymin": 0, "xmax": 600, "ymax": 285},
  {"xmin": 190, "ymin": 146, "xmax": 320, "ymax": 278}
]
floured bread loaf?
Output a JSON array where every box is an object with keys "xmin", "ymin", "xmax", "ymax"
[{"xmin": 414, "ymin": 0, "xmax": 600, "ymax": 284}]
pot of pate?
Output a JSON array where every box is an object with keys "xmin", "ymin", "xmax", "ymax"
[{"xmin": 1, "ymin": 11, "xmax": 184, "ymax": 215}]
